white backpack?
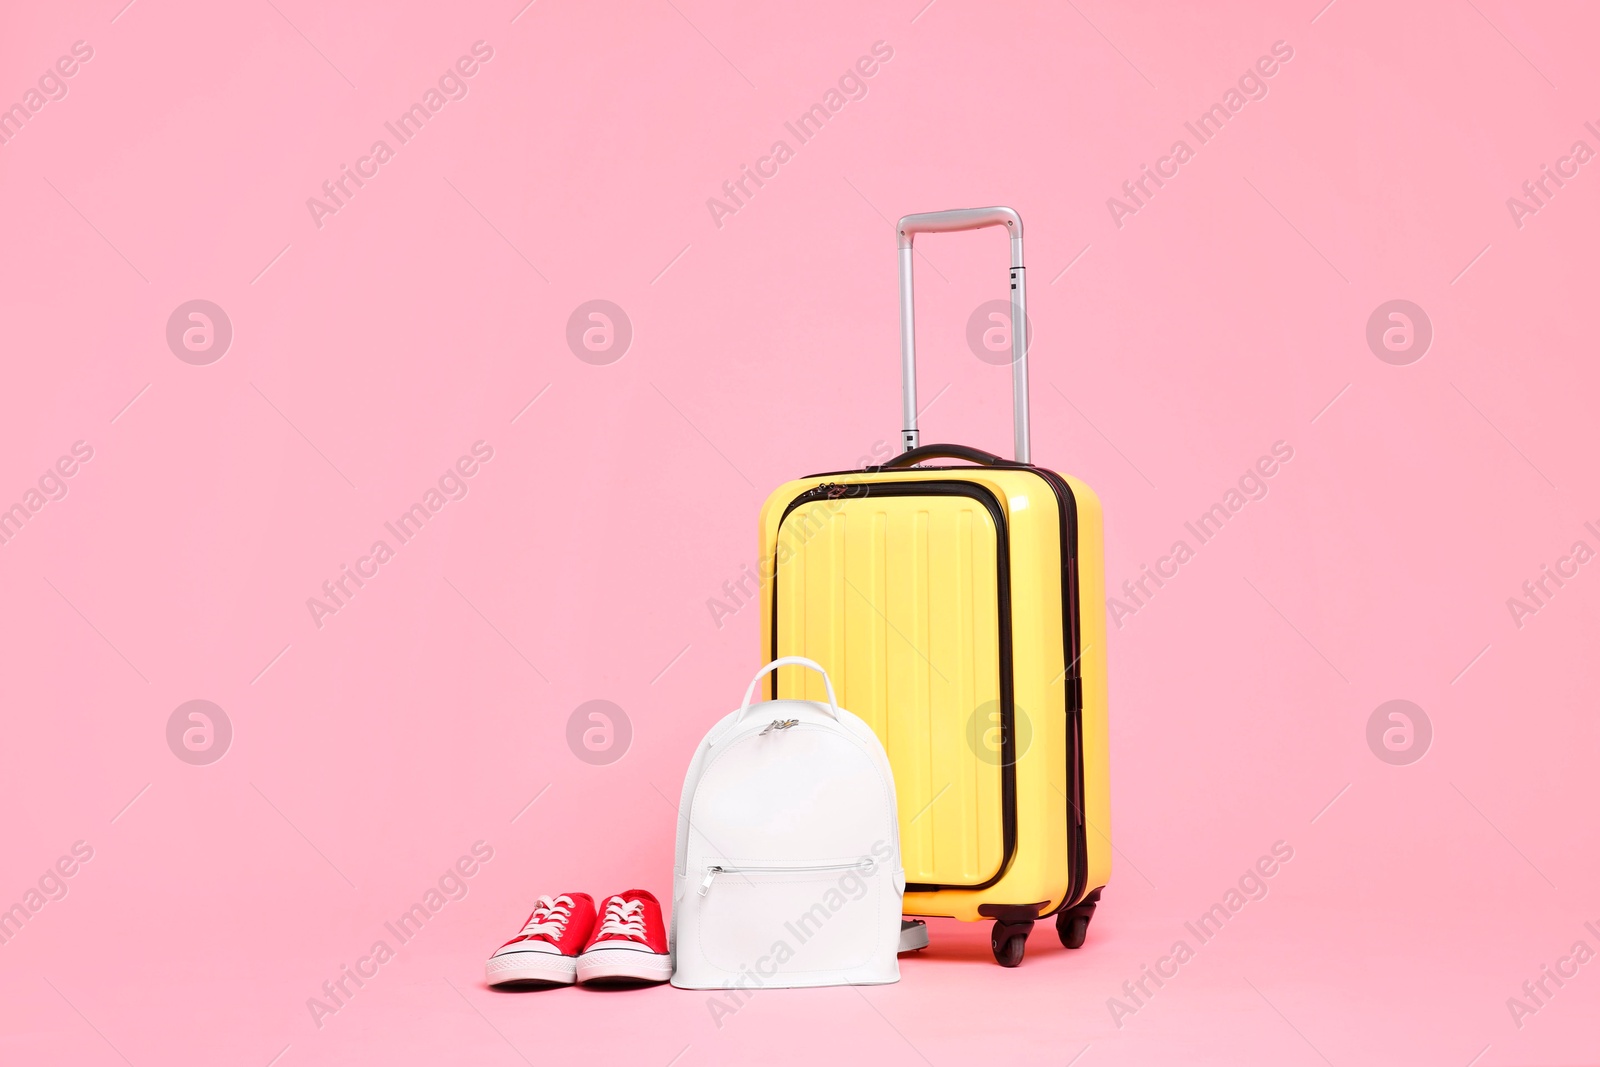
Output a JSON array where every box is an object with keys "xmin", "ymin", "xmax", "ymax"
[{"xmin": 670, "ymin": 657, "xmax": 904, "ymax": 990}]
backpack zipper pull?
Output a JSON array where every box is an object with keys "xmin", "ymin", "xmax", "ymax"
[{"xmin": 698, "ymin": 866, "xmax": 723, "ymax": 896}]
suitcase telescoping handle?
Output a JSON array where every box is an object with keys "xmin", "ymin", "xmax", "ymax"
[{"xmin": 897, "ymin": 206, "xmax": 1030, "ymax": 463}]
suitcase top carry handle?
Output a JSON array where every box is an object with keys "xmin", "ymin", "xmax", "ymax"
[
  {"xmin": 896, "ymin": 206, "xmax": 1030, "ymax": 464},
  {"xmin": 740, "ymin": 656, "xmax": 841, "ymax": 721},
  {"xmin": 876, "ymin": 442, "xmax": 1008, "ymax": 469}
]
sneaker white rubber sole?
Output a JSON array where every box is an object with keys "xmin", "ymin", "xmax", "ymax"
[
  {"xmin": 486, "ymin": 949, "xmax": 578, "ymax": 986},
  {"xmin": 576, "ymin": 946, "xmax": 673, "ymax": 984}
]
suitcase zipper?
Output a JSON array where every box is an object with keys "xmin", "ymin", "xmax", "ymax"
[
  {"xmin": 1022, "ymin": 466, "xmax": 1092, "ymax": 915},
  {"xmin": 699, "ymin": 858, "xmax": 877, "ymax": 896}
]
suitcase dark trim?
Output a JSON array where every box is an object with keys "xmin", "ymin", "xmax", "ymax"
[
  {"xmin": 1026, "ymin": 465, "xmax": 1092, "ymax": 917},
  {"xmin": 771, "ymin": 478, "xmax": 1019, "ymax": 893}
]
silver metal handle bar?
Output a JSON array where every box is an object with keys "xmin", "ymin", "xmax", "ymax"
[{"xmin": 896, "ymin": 207, "xmax": 1029, "ymax": 462}]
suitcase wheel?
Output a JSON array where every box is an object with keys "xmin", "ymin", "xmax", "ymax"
[
  {"xmin": 1056, "ymin": 889, "xmax": 1101, "ymax": 950},
  {"xmin": 1057, "ymin": 913, "xmax": 1090, "ymax": 949},
  {"xmin": 990, "ymin": 920, "xmax": 1032, "ymax": 967}
]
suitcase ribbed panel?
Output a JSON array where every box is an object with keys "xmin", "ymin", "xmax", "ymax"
[{"xmin": 776, "ymin": 496, "xmax": 1003, "ymax": 887}]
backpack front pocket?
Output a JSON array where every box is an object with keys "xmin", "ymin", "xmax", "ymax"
[{"xmin": 694, "ymin": 859, "xmax": 883, "ymax": 976}]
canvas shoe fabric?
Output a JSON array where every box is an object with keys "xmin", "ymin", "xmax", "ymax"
[
  {"xmin": 576, "ymin": 889, "xmax": 672, "ymax": 984},
  {"xmin": 485, "ymin": 892, "xmax": 596, "ymax": 986}
]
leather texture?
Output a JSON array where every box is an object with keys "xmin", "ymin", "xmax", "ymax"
[{"xmin": 671, "ymin": 658, "xmax": 904, "ymax": 989}]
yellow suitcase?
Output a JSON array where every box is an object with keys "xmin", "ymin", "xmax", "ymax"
[{"xmin": 757, "ymin": 208, "xmax": 1109, "ymax": 966}]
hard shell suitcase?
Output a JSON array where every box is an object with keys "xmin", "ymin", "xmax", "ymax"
[{"xmin": 756, "ymin": 207, "xmax": 1110, "ymax": 966}]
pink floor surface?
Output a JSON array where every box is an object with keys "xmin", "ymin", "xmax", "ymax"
[{"xmin": 3, "ymin": 1, "xmax": 1598, "ymax": 1064}]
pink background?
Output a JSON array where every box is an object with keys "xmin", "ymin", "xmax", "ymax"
[{"xmin": 3, "ymin": 0, "xmax": 1598, "ymax": 1064}]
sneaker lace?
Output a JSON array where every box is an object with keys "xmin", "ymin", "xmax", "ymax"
[
  {"xmin": 597, "ymin": 897, "xmax": 646, "ymax": 939},
  {"xmin": 521, "ymin": 895, "xmax": 575, "ymax": 939}
]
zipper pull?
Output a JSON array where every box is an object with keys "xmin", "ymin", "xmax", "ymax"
[
  {"xmin": 807, "ymin": 481, "xmax": 850, "ymax": 500},
  {"xmin": 698, "ymin": 866, "xmax": 722, "ymax": 896}
]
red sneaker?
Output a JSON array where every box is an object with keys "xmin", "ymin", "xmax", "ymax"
[
  {"xmin": 485, "ymin": 893, "xmax": 596, "ymax": 987},
  {"xmin": 576, "ymin": 890, "xmax": 672, "ymax": 985}
]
